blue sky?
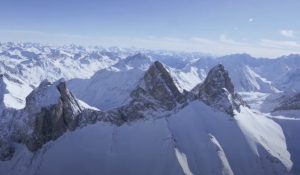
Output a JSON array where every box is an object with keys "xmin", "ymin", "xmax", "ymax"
[{"xmin": 0, "ymin": 0, "xmax": 299, "ymax": 57}]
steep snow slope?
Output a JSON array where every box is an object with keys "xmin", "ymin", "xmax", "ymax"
[
  {"xmin": 0, "ymin": 74, "xmax": 32, "ymax": 110},
  {"xmin": 167, "ymin": 66, "xmax": 203, "ymax": 92},
  {"xmin": 67, "ymin": 54, "xmax": 153, "ymax": 110},
  {"xmin": 67, "ymin": 54, "xmax": 194, "ymax": 110},
  {"xmin": 272, "ymin": 116, "xmax": 300, "ymax": 174},
  {"xmin": 168, "ymin": 101, "xmax": 291, "ymax": 175},
  {"xmin": 0, "ymin": 119, "xmax": 185, "ymax": 175},
  {"xmin": 68, "ymin": 69, "xmax": 144, "ymax": 110},
  {"xmin": 0, "ymin": 101, "xmax": 292, "ymax": 175}
]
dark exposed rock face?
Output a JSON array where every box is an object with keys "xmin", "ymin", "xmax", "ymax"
[
  {"xmin": 0, "ymin": 79, "xmax": 117, "ymax": 159},
  {"xmin": 193, "ymin": 64, "xmax": 247, "ymax": 116},
  {"xmin": 107, "ymin": 61, "xmax": 187, "ymax": 122},
  {"xmin": 25, "ymin": 103, "xmax": 67, "ymax": 151},
  {"xmin": 0, "ymin": 137, "xmax": 15, "ymax": 161},
  {"xmin": 0, "ymin": 74, "xmax": 8, "ymax": 111},
  {"xmin": 0, "ymin": 108, "xmax": 19, "ymax": 161},
  {"xmin": 24, "ymin": 81, "xmax": 83, "ymax": 151},
  {"xmin": 57, "ymin": 82, "xmax": 83, "ymax": 130},
  {"xmin": 132, "ymin": 61, "xmax": 186, "ymax": 110},
  {"xmin": 274, "ymin": 92, "xmax": 300, "ymax": 111}
]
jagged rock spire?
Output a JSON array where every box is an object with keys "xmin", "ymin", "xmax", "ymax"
[
  {"xmin": 193, "ymin": 64, "xmax": 246, "ymax": 116},
  {"xmin": 24, "ymin": 80, "xmax": 83, "ymax": 151},
  {"xmin": 131, "ymin": 61, "xmax": 185, "ymax": 110},
  {"xmin": 197, "ymin": 64, "xmax": 234, "ymax": 96}
]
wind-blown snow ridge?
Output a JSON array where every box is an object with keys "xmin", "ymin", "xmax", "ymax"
[
  {"xmin": 175, "ymin": 148, "xmax": 194, "ymax": 175},
  {"xmin": 235, "ymin": 107, "xmax": 293, "ymax": 171},
  {"xmin": 208, "ymin": 134, "xmax": 234, "ymax": 175}
]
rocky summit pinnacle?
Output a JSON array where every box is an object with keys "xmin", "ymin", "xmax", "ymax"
[
  {"xmin": 193, "ymin": 64, "xmax": 246, "ymax": 116},
  {"xmin": 131, "ymin": 61, "xmax": 186, "ymax": 110},
  {"xmin": 23, "ymin": 81, "xmax": 84, "ymax": 151},
  {"xmin": 201, "ymin": 64, "xmax": 234, "ymax": 95}
]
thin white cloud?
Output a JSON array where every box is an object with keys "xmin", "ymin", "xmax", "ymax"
[
  {"xmin": 0, "ymin": 30, "xmax": 299, "ymax": 58},
  {"xmin": 280, "ymin": 30, "xmax": 295, "ymax": 38},
  {"xmin": 248, "ymin": 18, "xmax": 254, "ymax": 22},
  {"xmin": 260, "ymin": 39, "xmax": 300, "ymax": 50},
  {"xmin": 219, "ymin": 34, "xmax": 239, "ymax": 45}
]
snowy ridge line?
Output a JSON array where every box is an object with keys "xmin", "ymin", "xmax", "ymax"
[{"xmin": 0, "ymin": 61, "xmax": 248, "ymax": 161}]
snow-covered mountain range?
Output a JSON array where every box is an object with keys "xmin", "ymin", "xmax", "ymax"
[{"xmin": 0, "ymin": 42, "xmax": 300, "ymax": 175}]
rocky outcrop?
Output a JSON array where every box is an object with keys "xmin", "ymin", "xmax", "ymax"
[
  {"xmin": 1, "ymin": 80, "xmax": 87, "ymax": 153},
  {"xmin": 107, "ymin": 61, "xmax": 187, "ymax": 122},
  {"xmin": 0, "ymin": 138, "xmax": 14, "ymax": 161},
  {"xmin": 0, "ymin": 107, "xmax": 19, "ymax": 161},
  {"xmin": 23, "ymin": 80, "xmax": 87, "ymax": 151},
  {"xmin": 193, "ymin": 64, "xmax": 247, "ymax": 116},
  {"xmin": 0, "ymin": 75, "xmax": 6, "ymax": 110},
  {"xmin": 131, "ymin": 61, "xmax": 186, "ymax": 110},
  {"xmin": 57, "ymin": 82, "xmax": 83, "ymax": 130},
  {"xmin": 111, "ymin": 53, "xmax": 153, "ymax": 71}
]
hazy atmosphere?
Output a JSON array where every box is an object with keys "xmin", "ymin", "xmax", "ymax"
[{"xmin": 0, "ymin": 0, "xmax": 300, "ymax": 57}]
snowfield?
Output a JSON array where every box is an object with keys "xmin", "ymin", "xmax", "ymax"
[{"xmin": 0, "ymin": 101, "xmax": 292, "ymax": 175}]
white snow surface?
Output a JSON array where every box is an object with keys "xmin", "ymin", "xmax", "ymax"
[
  {"xmin": 235, "ymin": 107, "xmax": 292, "ymax": 170},
  {"xmin": 1, "ymin": 76, "xmax": 32, "ymax": 109},
  {"xmin": 0, "ymin": 101, "xmax": 292, "ymax": 175},
  {"xmin": 25, "ymin": 81, "xmax": 61, "ymax": 110},
  {"xmin": 77, "ymin": 99, "xmax": 100, "ymax": 111},
  {"xmin": 68, "ymin": 67, "xmax": 145, "ymax": 110},
  {"xmin": 175, "ymin": 148, "xmax": 194, "ymax": 175},
  {"xmin": 168, "ymin": 66, "xmax": 203, "ymax": 92},
  {"xmin": 0, "ymin": 43, "xmax": 120, "ymax": 109},
  {"xmin": 208, "ymin": 134, "xmax": 234, "ymax": 175}
]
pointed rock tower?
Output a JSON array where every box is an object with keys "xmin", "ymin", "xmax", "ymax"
[
  {"xmin": 131, "ymin": 61, "xmax": 186, "ymax": 110},
  {"xmin": 193, "ymin": 64, "xmax": 246, "ymax": 116},
  {"xmin": 24, "ymin": 80, "xmax": 83, "ymax": 151}
]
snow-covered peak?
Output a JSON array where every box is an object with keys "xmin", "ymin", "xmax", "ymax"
[
  {"xmin": 19, "ymin": 80, "xmax": 101, "ymax": 151},
  {"xmin": 111, "ymin": 53, "xmax": 153, "ymax": 71},
  {"xmin": 24, "ymin": 80, "xmax": 61, "ymax": 113}
]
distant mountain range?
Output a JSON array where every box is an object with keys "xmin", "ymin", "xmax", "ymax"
[{"xmin": 0, "ymin": 42, "xmax": 300, "ymax": 175}]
